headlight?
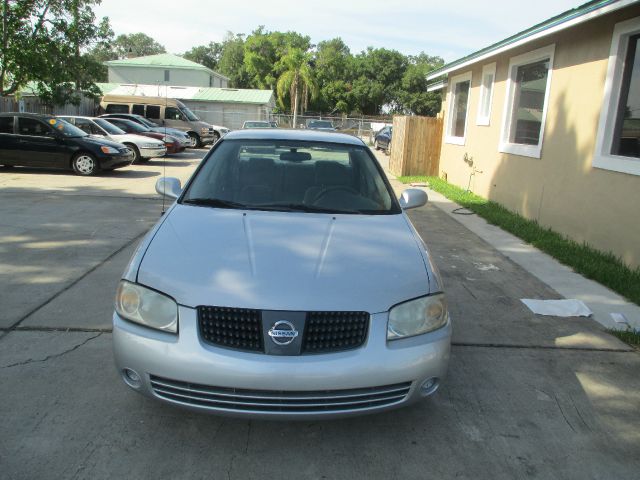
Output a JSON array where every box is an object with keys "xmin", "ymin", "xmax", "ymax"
[
  {"xmin": 100, "ymin": 146, "xmax": 119, "ymax": 154},
  {"xmin": 387, "ymin": 294, "xmax": 448, "ymax": 340},
  {"xmin": 201, "ymin": 127, "xmax": 210, "ymax": 134},
  {"xmin": 115, "ymin": 280, "xmax": 178, "ymax": 333}
]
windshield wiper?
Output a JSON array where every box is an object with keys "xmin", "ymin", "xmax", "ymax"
[
  {"xmin": 254, "ymin": 203, "xmax": 361, "ymax": 214},
  {"xmin": 182, "ymin": 198, "xmax": 247, "ymax": 209}
]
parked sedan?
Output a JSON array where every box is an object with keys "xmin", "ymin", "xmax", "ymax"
[
  {"xmin": 59, "ymin": 116, "xmax": 166, "ymax": 163},
  {"xmin": 98, "ymin": 113, "xmax": 191, "ymax": 148},
  {"xmin": 306, "ymin": 119, "xmax": 337, "ymax": 131},
  {"xmin": 0, "ymin": 113, "xmax": 133, "ymax": 175},
  {"xmin": 374, "ymin": 126, "xmax": 392, "ymax": 153},
  {"xmin": 101, "ymin": 118, "xmax": 184, "ymax": 154},
  {"xmin": 113, "ymin": 129, "xmax": 451, "ymax": 419}
]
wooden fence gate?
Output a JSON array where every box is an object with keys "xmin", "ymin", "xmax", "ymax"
[{"xmin": 389, "ymin": 116, "xmax": 443, "ymax": 177}]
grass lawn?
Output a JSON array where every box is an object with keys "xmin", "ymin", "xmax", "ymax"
[
  {"xmin": 398, "ymin": 175, "xmax": 640, "ymax": 308},
  {"xmin": 608, "ymin": 329, "xmax": 640, "ymax": 348}
]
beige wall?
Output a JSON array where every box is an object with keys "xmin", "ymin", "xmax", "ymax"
[{"xmin": 439, "ymin": 6, "xmax": 640, "ymax": 268}]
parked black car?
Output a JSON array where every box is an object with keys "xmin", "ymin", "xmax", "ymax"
[
  {"xmin": 374, "ymin": 126, "xmax": 392, "ymax": 153},
  {"xmin": 0, "ymin": 113, "xmax": 134, "ymax": 175},
  {"xmin": 306, "ymin": 119, "xmax": 337, "ymax": 131}
]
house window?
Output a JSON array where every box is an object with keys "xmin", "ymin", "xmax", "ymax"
[
  {"xmin": 445, "ymin": 71, "xmax": 472, "ymax": 145},
  {"xmin": 164, "ymin": 70, "xmax": 170, "ymax": 82},
  {"xmin": 594, "ymin": 17, "xmax": 640, "ymax": 176},
  {"xmin": 499, "ymin": 45, "xmax": 555, "ymax": 158},
  {"xmin": 477, "ymin": 63, "xmax": 496, "ymax": 126}
]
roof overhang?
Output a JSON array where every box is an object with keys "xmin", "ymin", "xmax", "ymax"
[
  {"xmin": 427, "ymin": 0, "xmax": 638, "ymax": 80},
  {"xmin": 427, "ymin": 79, "xmax": 447, "ymax": 92}
]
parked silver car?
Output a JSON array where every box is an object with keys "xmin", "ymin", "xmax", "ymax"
[{"xmin": 113, "ymin": 129, "xmax": 451, "ymax": 419}]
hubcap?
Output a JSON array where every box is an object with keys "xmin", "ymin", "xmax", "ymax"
[{"xmin": 75, "ymin": 155, "xmax": 95, "ymax": 174}]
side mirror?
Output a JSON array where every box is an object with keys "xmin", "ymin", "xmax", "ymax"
[
  {"xmin": 155, "ymin": 177, "xmax": 182, "ymax": 200},
  {"xmin": 399, "ymin": 188, "xmax": 428, "ymax": 210}
]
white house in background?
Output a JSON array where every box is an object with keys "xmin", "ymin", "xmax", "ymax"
[{"xmin": 105, "ymin": 53, "xmax": 229, "ymax": 88}]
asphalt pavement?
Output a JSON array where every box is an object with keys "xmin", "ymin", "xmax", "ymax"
[{"xmin": 0, "ymin": 147, "xmax": 638, "ymax": 480}]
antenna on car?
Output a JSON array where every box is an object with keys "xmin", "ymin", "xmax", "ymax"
[{"xmin": 161, "ymin": 82, "xmax": 167, "ymax": 215}]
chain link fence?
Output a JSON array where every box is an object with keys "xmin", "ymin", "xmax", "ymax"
[{"xmin": 271, "ymin": 114, "xmax": 393, "ymax": 144}]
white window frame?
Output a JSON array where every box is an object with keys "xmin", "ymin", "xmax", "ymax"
[
  {"xmin": 476, "ymin": 62, "xmax": 496, "ymax": 126},
  {"xmin": 499, "ymin": 44, "xmax": 555, "ymax": 158},
  {"xmin": 445, "ymin": 71, "xmax": 472, "ymax": 146},
  {"xmin": 593, "ymin": 16, "xmax": 640, "ymax": 176}
]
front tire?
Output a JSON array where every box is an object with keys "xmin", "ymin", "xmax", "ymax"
[
  {"xmin": 72, "ymin": 153, "xmax": 100, "ymax": 176},
  {"xmin": 124, "ymin": 143, "xmax": 143, "ymax": 164},
  {"xmin": 374, "ymin": 140, "xmax": 379, "ymax": 150},
  {"xmin": 213, "ymin": 131, "xmax": 220, "ymax": 144},
  {"xmin": 188, "ymin": 133, "xmax": 202, "ymax": 148}
]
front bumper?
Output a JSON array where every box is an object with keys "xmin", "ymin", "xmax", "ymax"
[
  {"xmin": 139, "ymin": 146, "xmax": 167, "ymax": 159},
  {"xmin": 113, "ymin": 306, "xmax": 451, "ymax": 419},
  {"xmin": 99, "ymin": 153, "xmax": 134, "ymax": 170}
]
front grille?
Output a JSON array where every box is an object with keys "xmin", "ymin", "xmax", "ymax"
[
  {"xmin": 198, "ymin": 306, "xmax": 263, "ymax": 352},
  {"xmin": 303, "ymin": 311, "xmax": 369, "ymax": 353},
  {"xmin": 150, "ymin": 375, "xmax": 411, "ymax": 413},
  {"xmin": 197, "ymin": 307, "xmax": 370, "ymax": 354}
]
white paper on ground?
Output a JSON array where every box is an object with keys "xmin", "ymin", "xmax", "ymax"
[{"xmin": 521, "ymin": 299, "xmax": 593, "ymax": 317}]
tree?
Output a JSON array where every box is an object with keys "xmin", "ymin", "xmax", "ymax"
[
  {"xmin": 0, "ymin": 0, "xmax": 111, "ymax": 103},
  {"xmin": 217, "ymin": 32, "xmax": 250, "ymax": 88},
  {"xmin": 397, "ymin": 53, "xmax": 444, "ymax": 116},
  {"xmin": 351, "ymin": 47, "xmax": 407, "ymax": 114},
  {"xmin": 183, "ymin": 42, "xmax": 223, "ymax": 71},
  {"xmin": 276, "ymin": 48, "xmax": 317, "ymax": 128}
]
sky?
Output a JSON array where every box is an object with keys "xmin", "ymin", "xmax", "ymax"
[{"xmin": 94, "ymin": 0, "xmax": 582, "ymax": 62}]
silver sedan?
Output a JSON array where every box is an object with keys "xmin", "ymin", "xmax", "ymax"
[{"xmin": 113, "ymin": 129, "xmax": 451, "ymax": 419}]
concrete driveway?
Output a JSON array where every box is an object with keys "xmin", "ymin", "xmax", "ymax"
[{"xmin": 1, "ymin": 148, "xmax": 639, "ymax": 480}]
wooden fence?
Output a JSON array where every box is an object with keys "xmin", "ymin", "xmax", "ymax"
[
  {"xmin": 389, "ymin": 116, "xmax": 443, "ymax": 177},
  {"xmin": 0, "ymin": 95, "xmax": 98, "ymax": 116}
]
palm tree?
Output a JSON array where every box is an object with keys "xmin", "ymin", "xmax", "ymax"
[{"xmin": 277, "ymin": 48, "xmax": 318, "ymax": 128}]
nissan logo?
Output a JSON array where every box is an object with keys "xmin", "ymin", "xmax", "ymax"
[{"xmin": 268, "ymin": 320, "xmax": 299, "ymax": 346}]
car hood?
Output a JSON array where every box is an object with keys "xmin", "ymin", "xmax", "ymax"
[
  {"xmin": 108, "ymin": 134, "xmax": 165, "ymax": 146},
  {"xmin": 136, "ymin": 205, "xmax": 431, "ymax": 313},
  {"xmin": 80, "ymin": 136, "xmax": 125, "ymax": 149}
]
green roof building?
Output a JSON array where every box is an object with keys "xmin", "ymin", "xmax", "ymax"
[{"xmin": 105, "ymin": 53, "xmax": 229, "ymax": 88}]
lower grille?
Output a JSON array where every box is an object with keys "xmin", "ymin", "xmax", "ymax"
[{"xmin": 150, "ymin": 375, "xmax": 411, "ymax": 413}]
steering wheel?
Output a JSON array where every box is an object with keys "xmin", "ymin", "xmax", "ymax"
[{"xmin": 312, "ymin": 185, "xmax": 360, "ymax": 204}]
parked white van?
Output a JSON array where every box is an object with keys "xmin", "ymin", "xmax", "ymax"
[{"xmin": 100, "ymin": 95, "xmax": 229, "ymax": 147}]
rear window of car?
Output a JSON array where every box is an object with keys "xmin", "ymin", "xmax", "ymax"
[
  {"xmin": 0, "ymin": 116, "xmax": 13, "ymax": 134},
  {"xmin": 183, "ymin": 139, "xmax": 399, "ymax": 215}
]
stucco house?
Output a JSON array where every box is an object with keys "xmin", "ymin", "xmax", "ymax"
[
  {"xmin": 428, "ymin": 0, "xmax": 640, "ymax": 269},
  {"xmin": 105, "ymin": 53, "xmax": 229, "ymax": 88}
]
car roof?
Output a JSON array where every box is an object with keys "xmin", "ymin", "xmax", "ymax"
[
  {"xmin": 0, "ymin": 112, "xmax": 55, "ymax": 119},
  {"xmin": 224, "ymin": 128, "xmax": 364, "ymax": 146}
]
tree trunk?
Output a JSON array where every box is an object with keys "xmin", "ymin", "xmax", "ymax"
[{"xmin": 292, "ymin": 74, "xmax": 299, "ymax": 129}]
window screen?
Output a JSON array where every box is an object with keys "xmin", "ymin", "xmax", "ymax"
[
  {"xmin": 510, "ymin": 60, "xmax": 549, "ymax": 145},
  {"xmin": 612, "ymin": 34, "xmax": 640, "ymax": 158},
  {"xmin": 451, "ymin": 80, "xmax": 470, "ymax": 137}
]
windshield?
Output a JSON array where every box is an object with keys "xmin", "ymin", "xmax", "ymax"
[
  {"xmin": 180, "ymin": 107, "xmax": 199, "ymax": 121},
  {"xmin": 49, "ymin": 118, "xmax": 87, "ymax": 137},
  {"xmin": 134, "ymin": 116, "xmax": 156, "ymax": 128},
  {"xmin": 94, "ymin": 118, "xmax": 125, "ymax": 135},
  {"xmin": 183, "ymin": 140, "xmax": 399, "ymax": 215},
  {"xmin": 113, "ymin": 119, "xmax": 148, "ymax": 133}
]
